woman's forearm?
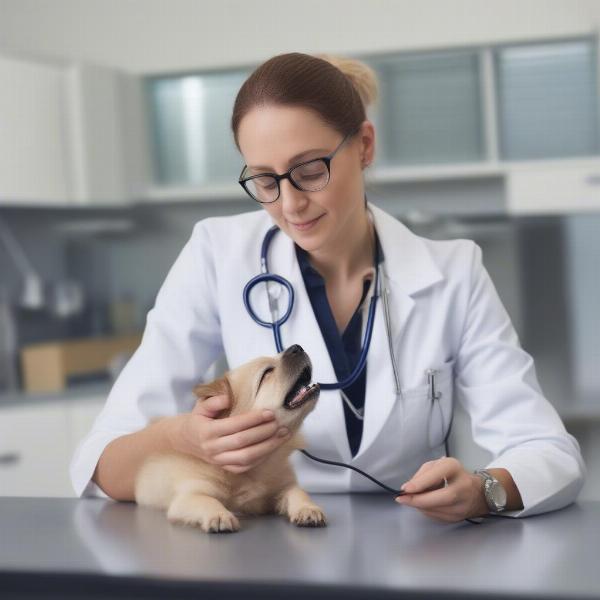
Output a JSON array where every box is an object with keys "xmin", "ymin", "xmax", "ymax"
[{"xmin": 92, "ymin": 415, "xmax": 183, "ymax": 501}]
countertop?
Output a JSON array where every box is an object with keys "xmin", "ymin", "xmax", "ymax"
[
  {"xmin": 0, "ymin": 495, "xmax": 598, "ymax": 599},
  {"xmin": 0, "ymin": 379, "xmax": 112, "ymax": 407}
]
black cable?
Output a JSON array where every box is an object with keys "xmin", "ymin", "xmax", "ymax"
[
  {"xmin": 300, "ymin": 449, "xmax": 404, "ymax": 495},
  {"xmin": 297, "ymin": 365, "xmax": 483, "ymax": 524},
  {"xmin": 299, "ymin": 445, "xmax": 482, "ymax": 525}
]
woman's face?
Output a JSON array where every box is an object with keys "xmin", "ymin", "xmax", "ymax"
[{"xmin": 237, "ymin": 105, "xmax": 374, "ymax": 255}]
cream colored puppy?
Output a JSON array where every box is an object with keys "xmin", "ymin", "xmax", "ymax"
[{"xmin": 134, "ymin": 345, "xmax": 326, "ymax": 533}]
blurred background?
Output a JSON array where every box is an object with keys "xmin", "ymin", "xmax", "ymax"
[{"xmin": 0, "ymin": 0, "xmax": 598, "ymax": 500}]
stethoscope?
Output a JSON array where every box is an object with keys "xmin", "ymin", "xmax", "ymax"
[
  {"xmin": 242, "ymin": 214, "xmax": 402, "ymax": 421},
  {"xmin": 241, "ymin": 215, "xmax": 479, "ymax": 522}
]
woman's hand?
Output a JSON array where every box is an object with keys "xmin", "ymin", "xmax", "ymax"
[
  {"xmin": 168, "ymin": 394, "xmax": 292, "ymax": 474},
  {"xmin": 394, "ymin": 457, "xmax": 489, "ymax": 522}
]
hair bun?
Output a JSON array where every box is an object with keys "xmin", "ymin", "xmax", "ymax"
[{"xmin": 316, "ymin": 54, "xmax": 379, "ymax": 110}]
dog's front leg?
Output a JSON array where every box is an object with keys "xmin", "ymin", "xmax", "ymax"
[
  {"xmin": 276, "ymin": 484, "xmax": 327, "ymax": 527},
  {"xmin": 167, "ymin": 481, "xmax": 240, "ymax": 533}
]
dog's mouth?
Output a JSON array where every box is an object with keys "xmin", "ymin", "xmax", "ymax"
[{"xmin": 284, "ymin": 365, "xmax": 320, "ymax": 410}]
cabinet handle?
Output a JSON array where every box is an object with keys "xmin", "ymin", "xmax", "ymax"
[
  {"xmin": 585, "ymin": 174, "xmax": 600, "ymax": 186},
  {"xmin": 0, "ymin": 452, "xmax": 21, "ymax": 466}
]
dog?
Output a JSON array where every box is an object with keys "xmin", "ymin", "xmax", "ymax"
[{"xmin": 134, "ymin": 345, "xmax": 327, "ymax": 533}]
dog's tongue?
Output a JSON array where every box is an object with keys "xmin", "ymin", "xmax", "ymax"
[{"xmin": 289, "ymin": 383, "xmax": 318, "ymax": 408}]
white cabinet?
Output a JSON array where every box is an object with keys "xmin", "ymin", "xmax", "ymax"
[
  {"xmin": 0, "ymin": 55, "xmax": 69, "ymax": 204},
  {"xmin": 0, "ymin": 402, "xmax": 72, "ymax": 497},
  {"xmin": 0, "ymin": 396, "xmax": 105, "ymax": 497},
  {"xmin": 0, "ymin": 52, "xmax": 137, "ymax": 207},
  {"xmin": 506, "ymin": 159, "xmax": 600, "ymax": 214}
]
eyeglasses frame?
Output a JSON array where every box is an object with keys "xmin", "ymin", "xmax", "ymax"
[{"xmin": 238, "ymin": 129, "xmax": 358, "ymax": 204}]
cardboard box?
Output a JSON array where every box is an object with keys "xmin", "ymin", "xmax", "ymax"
[{"xmin": 20, "ymin": 333, "xmax": 142, "ymax": 393}]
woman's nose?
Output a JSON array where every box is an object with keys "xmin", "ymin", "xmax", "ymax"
[{"xmin": 279, "ymin": 178, "xmax": 308, "ymax": 212}]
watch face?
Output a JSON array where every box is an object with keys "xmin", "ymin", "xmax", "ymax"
[{"xmin": 490, "ymin": 481, "xmax": 507, "ymax": 508}]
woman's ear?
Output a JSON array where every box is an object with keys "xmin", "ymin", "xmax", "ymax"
[
  {"xmin": 193, "ymin": 375, "xmax": 234, "ymax": 418},
  {"xmin": 358, "ymin": 120, "xmax": 375, "ymax": 168}
]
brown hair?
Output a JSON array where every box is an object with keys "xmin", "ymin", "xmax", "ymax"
[{"xmin": 231, "ymin": 52, "xmax": 378, "ymax": 150}]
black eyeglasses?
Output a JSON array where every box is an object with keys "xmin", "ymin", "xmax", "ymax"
[{"xmin": 238, "ymin": 130, "xmax": 357, "ymax": 204}]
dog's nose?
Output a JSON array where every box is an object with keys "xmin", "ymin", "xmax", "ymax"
[{"xmin": 284, "ymin": 344, "xmax": 304, "ymax": 356}]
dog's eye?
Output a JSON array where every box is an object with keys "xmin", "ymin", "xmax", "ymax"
[{"xmin": 257, "ymin": 366, "xmax": 274, "ymax": 391}]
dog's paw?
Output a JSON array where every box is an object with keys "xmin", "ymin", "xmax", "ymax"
[
  {"xmin": 168, "ymin": 509, "xmax": 240, "ymax": 533},
  {"xmin": 289, "ymin": 505, "xmax": 327, "ymax": 528},
  {"xmin": 203, "ymin": 511, "xmax": 241, "ymax": 533}
]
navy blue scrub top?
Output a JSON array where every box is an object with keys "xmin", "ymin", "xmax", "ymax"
[{"xmin": 294, "ymin": 231, "xmax": 383, "ymax": 457}]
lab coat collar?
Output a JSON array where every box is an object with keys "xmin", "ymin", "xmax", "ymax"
[
  {"xmin": 261, "ymin": 201, "xmax": 444, "ymax": 296},
  {"xmin": 367, "ymin": 202, "xmax": 444, "ymax": 295}
]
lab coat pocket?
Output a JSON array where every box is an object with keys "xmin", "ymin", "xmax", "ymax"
[{"xmin": 400, "ymin": 359, "xmax": 455, "ymax": 452}]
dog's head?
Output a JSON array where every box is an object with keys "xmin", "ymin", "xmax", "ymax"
[{"xmin": 193, "ymin": 345, "xmax": 319, "ymax": 431}]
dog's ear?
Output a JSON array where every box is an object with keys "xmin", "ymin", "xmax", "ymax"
[
  {"xmin": 193, "ymin": 375, "xmax": 232, "ymax": 399},
  {"xmin": 192, "ymin": 375, "xmax": 234, "ymax": 418}
]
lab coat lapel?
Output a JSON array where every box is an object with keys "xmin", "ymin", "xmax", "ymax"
[
  {"xmin": 355, "ymin": 273, "xmax": 413, "ymax": 461},
  {"xmin": 355, "ymin": 203, "xmax": 444, "ymax": 460},
  {"xmin": 267, "ymin": 226, "xmax": 351, "ymax": 462}
]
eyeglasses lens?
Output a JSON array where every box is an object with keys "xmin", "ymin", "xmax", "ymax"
[
  {"xmin": 245, "ymin": 176, "xmax": 279, "ymax": 203},
  {"xmin": 290, "ymin": 160, "xmax": 329, "ymax": 192}
]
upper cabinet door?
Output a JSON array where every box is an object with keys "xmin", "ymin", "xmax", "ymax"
[
  {"xmin": 495, "ymin": 39, "xmax": 600, "ymax": 161},
  {"xmin": 0, "ymin": 54, "xmax": 136, "ymax": 207},
  {"xmin": 367, "ymin": 50, "xmax": 486, "ymax": 167},
  {"xmin": 145, "ymin": 69, "xmax": 250, "ymax": 190},
  {"xmin": 64, "ymin": 63, "xmax": 136, "ymax": 206},
  {"xmin": 0, "ymin": 54, "xmax": 70, "ymax": 205}
]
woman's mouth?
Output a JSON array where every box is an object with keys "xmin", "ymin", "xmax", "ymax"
[{"xmin": 288, "ymin": 214, "xmax": 324, "ymax": 231}]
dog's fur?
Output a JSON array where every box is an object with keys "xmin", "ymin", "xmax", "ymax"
[{"xmin": 134, "ymin": 347, "xmax": 326, "ymax": 533}]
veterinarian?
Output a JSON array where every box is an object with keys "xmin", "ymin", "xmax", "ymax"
[{"xmin": 71, "ymin": 52, "xmax": 585, "ymax": 522}]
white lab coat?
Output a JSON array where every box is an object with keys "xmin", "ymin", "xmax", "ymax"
[{"xmin": 70, "ymin": 203, "xmax": 585, "ymax": 517}]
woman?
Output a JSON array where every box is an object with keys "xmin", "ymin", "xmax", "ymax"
[{"xmin": 71, "ymin": 52, "xmax": 585, "ymax": 522}]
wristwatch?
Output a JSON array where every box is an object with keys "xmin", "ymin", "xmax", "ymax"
[{"xmin": 474, "ymin": 469, "xmax": 507, "ymax": 513}]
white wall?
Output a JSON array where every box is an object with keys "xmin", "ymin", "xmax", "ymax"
[{"xmin": 0, "ymin": 0, "xmax": 599, "ymax": 73}]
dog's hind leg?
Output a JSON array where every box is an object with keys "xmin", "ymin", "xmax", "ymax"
[{"xmin": 167, "ymin": 480, "xmax": 239, "ymax": 533}]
